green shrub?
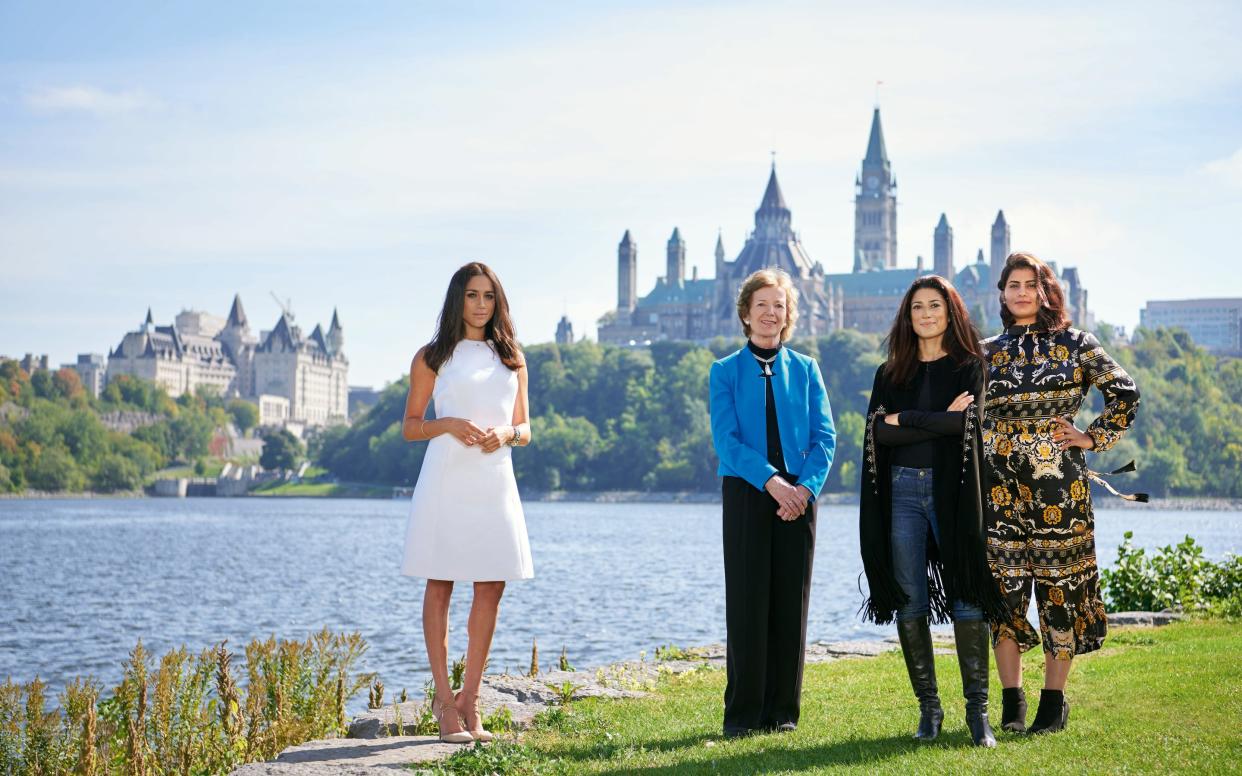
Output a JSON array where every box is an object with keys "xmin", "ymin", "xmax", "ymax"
[
  {"xmin": 1201, "ymin": 555, "xmax": 1242, "ymax": 618},
  {"xmin": 92, "ymin": 454, "xmax": 142, "ymax": 493},
  {"xmin": 1101, "ymin": 532, "xmax": 1242, "ymax": 616},
  {"xmin": 260, "ymin": 429, "xmax": 304, "ymax": 471},
  {"xmin": 25, "ymin": 446, "xmax": 86, "ymax": 492}
]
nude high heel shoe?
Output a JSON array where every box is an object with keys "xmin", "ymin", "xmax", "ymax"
[
  {"xmin": 456, "ymin": 692, "xmax": 494, "ymax": 742},
  {"xmin": 432, "ymin": 696, "xmax": 474, "ymax": 744}
]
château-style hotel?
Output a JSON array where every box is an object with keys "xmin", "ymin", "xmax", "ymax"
[{"xmin": 106, "ymin": 295, "xmax": 348, "ymax": 427}]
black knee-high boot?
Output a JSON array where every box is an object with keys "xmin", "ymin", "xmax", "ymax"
[
  {"xmin": 953, "ymin": 620, "xmax": 996, "ymax": 747},
  {"xmin": 1001, "ymin": 687, "xmax": 1027, "ymax": 733},
  {"xmin": 896, "ymin": 618, "xmax": 943, "ymax": 741}
]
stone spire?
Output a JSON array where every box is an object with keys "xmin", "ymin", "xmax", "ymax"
[
  {"xmin": 617, "ymin": 229, "xmax": 637, "ymax": 312},
  {"xmin": 755, "ymin": 164, "xmax": 792, "ymax": 240},
  {"xmin": 327, "ymin": 308, "xmax": 343, "ymax": 355},
  {"xmin": 990, "ymin": 210, "xmax": 1011, "ymax": 287},
  {"xmin": 226, "ymin": 294, "xmax": 248, "ymax": 328},
  {"xmin": 666, "ymin": 227, "xmax": 686, "ymax": 288},
  {"xmin": 863, "ymin": 107, "xmax": 890, "ymax": 170},
  {"xmin": 933, "ymin": 213, "xmax": 954, "ymax": 280}
]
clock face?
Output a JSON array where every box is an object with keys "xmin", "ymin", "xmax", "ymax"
[{"xmin": 866, "ymin": 176, "xmax": 880, "ymax": 189}]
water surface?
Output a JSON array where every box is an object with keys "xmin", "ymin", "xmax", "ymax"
[{"xmin": 1, "ymin": 498, "xmax": 1236, "ymax": 711}]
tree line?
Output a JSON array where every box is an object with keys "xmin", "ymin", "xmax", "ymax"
[
  {"xmin": 0, "ymin": 362, "xmax": 257, "ymax": 493},
  {"xmin": 4, "ymin": 324, "xmax": 1240, "ymax": 497},
  {"xmin": 316, "ymin": 327, "xmax": 1242, "ymax": 497}
]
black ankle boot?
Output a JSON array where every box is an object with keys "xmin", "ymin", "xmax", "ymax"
[
  {"xmin": 1001, "ymin": 687, "xmax": 1027, "ymax": 733},
  {"xmin": 953, "ymin": 620, "xmax": 996, "ymax": 747},
  {"xmin": 896, "ymin": 618, "xmax": 943, "ymax": 741},
  {"xmin": 1027, "ymin": 689, "xmax": 1069, "ymax": 735}
]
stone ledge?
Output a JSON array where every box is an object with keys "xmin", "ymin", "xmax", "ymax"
[
  {"xmin": 231, "ymin": 736, "xmax": 462, "ymax": 774},
  {"xmin": 1108, "ymin": 610, "xmax": 1186, "ymax": 627}
]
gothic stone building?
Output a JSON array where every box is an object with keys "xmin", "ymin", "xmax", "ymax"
[
  {"xmin": 822, "ymin": 107, "xmax": 1091, "ymax": 334},
  {"xmin": 597, "ymin": 167, "xmax": 837, "ymax": 344},
  {"xmin": 598, "ymin": 108, "xmax": 1092, "ymax": 344},
  {"xmin": 107, "ymin": 295, "xmax": 349, "ymax": 426}
]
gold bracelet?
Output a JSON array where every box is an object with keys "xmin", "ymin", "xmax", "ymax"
[{"xmin": 419, "ymin": 419, "xmax": 426, "ymax": 438}]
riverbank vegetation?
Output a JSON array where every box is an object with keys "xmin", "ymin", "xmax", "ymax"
[
  {"xmin": 429, "ymin": 619, "xmax": 1240, "ymax": 775},
  {"xmin": 0, "ymin": 362, "xmax": 231, "ymax": 494},
  {"xmin": 1102, "ymin": 532, "xmax": 1242, "ymax": 617},
  {"xmin": 0, "ymin": 630, "xmax": 371, "ymax": 776}
]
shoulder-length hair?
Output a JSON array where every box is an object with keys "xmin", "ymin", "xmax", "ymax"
[
  {"xmin": 882, "ymin": 275, "xmax": 982, "ymax": 386},
  {"xmin": 735, "ymin": 268, "xmax": 799, "ymax": 342},
  {"xmin": 425, "ymin": 262, "xmax": 522, "ymax": 372},
  {"xmin": 997, "ymin": 252, "xmax": 1071, "ymax": 331}
]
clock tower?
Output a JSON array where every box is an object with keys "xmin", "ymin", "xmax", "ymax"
[{"xmin": 853, "ymin": 107, "xmax": 898, "ymax": 271}]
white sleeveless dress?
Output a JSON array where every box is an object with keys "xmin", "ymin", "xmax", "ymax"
[{"xmin": 401, "ymin": 339, "xmax": 534, "ymax": 581}]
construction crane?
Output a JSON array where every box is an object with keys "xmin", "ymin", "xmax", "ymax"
[{"xmin": 269, "ymin": 291, "xmax": 294, "ymax": 321}]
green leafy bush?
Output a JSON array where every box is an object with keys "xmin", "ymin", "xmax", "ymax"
[{"xmin": 1101, "ymin": 532, "xmax": 1242, "ymax": 617}]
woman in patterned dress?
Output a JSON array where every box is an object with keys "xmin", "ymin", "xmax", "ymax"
[{"xmin": 983, "ymin": 252, "xmax": 1141, "ymax": 735}]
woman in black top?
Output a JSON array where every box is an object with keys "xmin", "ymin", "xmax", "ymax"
[{"xmin": 860, "ymin": 276, "xmax": 1008, "ymax": 747}]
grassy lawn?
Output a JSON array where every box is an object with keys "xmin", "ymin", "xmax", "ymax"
[
  {"xmin": 249, "ymin": 480, "xmax": 391, "ymax": 497},
  {"xmin": 149, "ymin": 460, "xmax": 228, "ymax": 480},
  {"xmin": 433, "ymin": 620, "xmax": 1241, "ymax": 775}
]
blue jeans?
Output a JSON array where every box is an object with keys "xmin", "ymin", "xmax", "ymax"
[{"xmin": 890, "ymin": 466, "xmax": 982, "ymax": 623}]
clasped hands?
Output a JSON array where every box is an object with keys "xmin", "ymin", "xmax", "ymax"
[
  {"xmin": 444, "ymin": 418, "xmax": 513, "ymax": 452},
  {"xmin": 765, "ymin": 476, "xmax": 812, "ymax": 521}
]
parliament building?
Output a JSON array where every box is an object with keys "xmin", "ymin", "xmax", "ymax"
[{"xmin": 597, "ymin": 108, "xmax": 1091, "ymax": 345}]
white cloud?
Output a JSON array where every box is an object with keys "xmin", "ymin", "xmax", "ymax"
[
  {"xmin": 1202, "ymin": 148, "xmax": 1242, "ymax": 187},
  {"xmin": 24, "ymin": 85, "xmax": 157, "ymax": 115}
]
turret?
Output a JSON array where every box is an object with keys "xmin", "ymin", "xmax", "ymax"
[
  {"xmin": 617, "ymin": 230, "xmax": 637, "ymax": 312},
  {"xmin": 327, "ymin": 308, "xmax": 344, "ymax": 355},
  {"xmin": 667, "ymin": 227, "xmax": 686, "ymax": 288},
  {"xmin": 934, "ymin": 214, "xmax": 954, "ymax": 279},
  {"xmin": 990, "ymin": 210, "xmax": 1011, "ymax": 287}
]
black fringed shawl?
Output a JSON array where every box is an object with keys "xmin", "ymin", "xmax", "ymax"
[{"xmin": 858, "ymin": 358, "xmax": 1010, "ymax": 625}]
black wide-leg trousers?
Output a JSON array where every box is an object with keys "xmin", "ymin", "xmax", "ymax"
[{"xmin": 722, "ymin": 475, "xmax": 816, "ymax": 732}]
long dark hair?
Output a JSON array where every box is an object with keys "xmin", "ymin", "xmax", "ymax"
[
  {"xmin": 882, "ymin": 275, "xmax": 982, "ymax": 386},
  {"xmin": 998, "ymin": 252, "xmax": 1071, "ymax": 331},
  {"xmin": 425, "ymin": 262, "xmax": 522, "ymax": 372}
]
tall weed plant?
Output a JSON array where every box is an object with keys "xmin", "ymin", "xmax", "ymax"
[{"xmin": 0, "ymin": 629, "xmax": 372, "ymax": 776}]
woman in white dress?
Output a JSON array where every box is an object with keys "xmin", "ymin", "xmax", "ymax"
[{"xmin": 401, "ymin": 262, "xmax": 533, "ymax": 743}]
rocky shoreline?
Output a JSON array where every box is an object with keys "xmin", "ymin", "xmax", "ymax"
[
  {"xmin": 230, "ymin": 639, "xmax": 895, "ymax": 775},
  {"xmin": 229, "ymin": 612, "xmax": 1180, "ymax": 774}
]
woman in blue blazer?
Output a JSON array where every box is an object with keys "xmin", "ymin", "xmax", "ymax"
[{"xmin": 709, "ymin": 268, "xmax": 837, "ymax": 738}]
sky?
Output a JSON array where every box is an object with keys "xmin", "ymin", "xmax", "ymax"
[{"xmin": 2, "ymin": 0, "xmax": 1240, "ymax": 388}]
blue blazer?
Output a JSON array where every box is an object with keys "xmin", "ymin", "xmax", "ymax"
[{"xmin": 709, "ymin": 346, "xmax": 837, "ymax": 499}]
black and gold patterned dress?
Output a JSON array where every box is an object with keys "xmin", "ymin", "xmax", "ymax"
[{"xmin": 982, "ymin": 325, "xmax": 1139, "ymax": 659}]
